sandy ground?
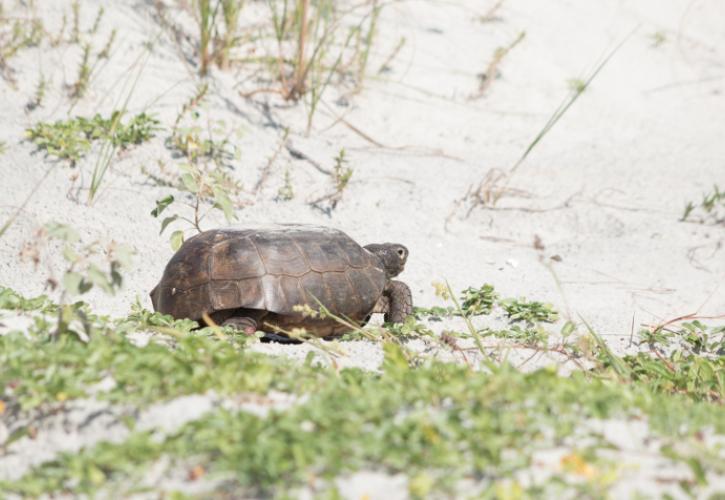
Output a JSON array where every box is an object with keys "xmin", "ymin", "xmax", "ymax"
[{"xmin": 0, "ymin": 0, "xmax": 724, "ymax": 496}]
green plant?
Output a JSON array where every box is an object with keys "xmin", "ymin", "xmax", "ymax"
[
  {"xmin": 460, "ymin": 284, "xmax": 498, "ymax": 315},
  {"xmin": 168, "ymin": 86, "xmax": 240, "ymax": 169},
  {"xmin": 4, "ymin": 329, "xmax": 725, "ymax": 497},
  {"xmin": 0, "ymin": 8, "xmax": 44, "ymax": 85},
  {"xmin": 649, "ymin": 31, "xmax": 666, "ymax": 47},
  {"xmin": 150, "ymin": 163, "xmax": 238, "ymax": 250},
  {"xmin": 481, "ymin": 324, "xmax": 549, "ymax": 347},
  {"xmin": 461, "ymin": 29, "xmax": 635, "ymax": 210},
  {"xmin": 193, "ymin": 0, "xmax": 246, "ymax": 75},
  {"xmin": 26, "ymin": 71, "xmax": 47, "ymax": 111},
  {"xmin": 1, "ymin": 285, "xmax": 725, "ymax": 497},
  {"xmin": 71, "ymin": 43, "xmax": 91, "ymax": 98},
  {"xmin": 277, "ymin": 168, "xmax": 295, "ymax": 201},
  {"xmin": 97, "ymin": 28, "xmax": 116, "ymax": 59},
  {"xmin": 470, "ymin": 31, "xmax": 525, "ymax": 99},
  {"xmin": 500, "ymin": 297, "xmax": 558, "ymax": 324},
  {"xmin": 254, "ymin": 0, "xmax": 383, "ymax": 131},
  {"xmin": 18, "ymin": 222, "xmax": 133, "ymax": 338},
  {"xmin": 416, "ymin": 284, "xmax": 498, "ymax": 319},
  {"xmin": 26, "ymin": 112, "xmax": 160, "ymax": 166},
  {"xmin": 681, "ymin": 185, "xmax": 725, "ymax": 225},
  {"xmin": 90, "ymin": 6, "xmax": 105, "ymax": 35},
  {"xmin": 310, "ymin": 148, "xmax": 353, "ymax": 211},
  {"xmin": 71, "ymin": 0, "xmax": 80, "ymax": 43},
  {"xmin": 218, "ymin": 0, "xmax": 245, "ymax": 69}
]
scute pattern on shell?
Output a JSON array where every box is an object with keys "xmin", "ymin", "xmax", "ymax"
[{"xmin": 150, "ymin": 226, "xmax": 387, "ymax": 326}]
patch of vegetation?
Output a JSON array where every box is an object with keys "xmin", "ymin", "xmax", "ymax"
[
  {"xmin": 3, "ymin": 340, "xmax": 724, "ymax": 497},
  {"xmin": 1, "ymin": 287, "xmax": 724, "ymax": 498},
  {"xmin": 26, "ymin": 112, "xmax": 160, "ymax": 165},
  {"xmin": 681, "ymin": 184, "xmax": 725, "ymax": 225},
  {"xmin": 621, "ymin": 320, "xmax": 725, "ymax": 403},
  {"xmin": 0, "ymin": 295, "xmax": 331, "ymax": 413}
]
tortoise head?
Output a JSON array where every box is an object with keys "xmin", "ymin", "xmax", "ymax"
[{"xmin": 364, "ymin": 243, "xmax": 409, "ymax": 278}]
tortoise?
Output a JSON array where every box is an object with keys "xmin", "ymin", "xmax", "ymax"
[{"xmin": 149, "ymin": 224, "xmax": 413, "ymax": 338}]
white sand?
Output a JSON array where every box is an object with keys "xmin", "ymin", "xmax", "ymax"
[{"xmin": 1, "ymin": 0, "xmax": 724, "ymax": 495}]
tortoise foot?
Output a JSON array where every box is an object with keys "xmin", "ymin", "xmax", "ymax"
[
  {"xmin": 261, "ymin": 332, "xmax": 302, "ymax": 345},
  {"xmin": 222, "ymin": 317, "xmax": 258, "ymax": 335}
]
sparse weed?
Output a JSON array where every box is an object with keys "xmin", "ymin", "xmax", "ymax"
[
  {"xmin": 192, "ymin": 0, "xmax": 246, "ymax": 75},
  {"xmin": 681, "ymin": 184, "xmax": 725, "ymax": 225},
  {"xmin": 71, "ymin": 0, "xmax": 80, "ymax": 43},
  {"xmin": 169, "ymin": 86, "xmax": 240, "ymax": 168},
  {"xmin": 310, "ymin": 148, "xmax": 353, "ymax": 212},
  {"xmin": 649, "ymin": 31, "xmax": 666, "ymax": 47},
  {"xmin": 18, "ymin": 222, "xmax": 133, "ymax": 339},
  {"xmin": 170, "ymin": 125, "xmax": 237, "ymax": 166},
  {"xmin": 459, "ymin": 30, "xmax": 635, "ymax": 212},
  {"xmin": 470, "ymin": 31, "xmax": 525, "ymax": 99},
  {"xmin": 247, "ymin": 0, "xmax": 384, "ymax": 130},
  {"xmin": 90, "ymin": 6, "xmax": 105, "ymax": 36},
  {"xmin": 70, "ymin": 43, "xmax": 92, "ymax": 98},
  {"xmin": 97, "ymin": 28, "xmax": 116, "ymax": 59},
  {"xmin": 0, "ymin": 9, "xmax": 44, "ymax": 85},
  {"xmin": 277, "ymin": 167, "xmax": 295, "ymax": 201},
  {"xmin": 26, "ymin": 71, "xmax": 47, "ymax": 111}
]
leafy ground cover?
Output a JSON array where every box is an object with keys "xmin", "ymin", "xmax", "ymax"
[{"xmin": 1, "ymin": 286, "xmax": 723, "ymax": 498}]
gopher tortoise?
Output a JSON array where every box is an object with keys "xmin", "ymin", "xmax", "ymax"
[{"xmin": 149, "ymin": 225, "xmax": 413, "ymax": 338}]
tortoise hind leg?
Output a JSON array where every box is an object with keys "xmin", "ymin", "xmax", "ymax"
[
  {"xmin": 384, "ymin": 280, "xmax": 413, "ymax": 324},
  {"xmin": 221, "ymin": 316, "xmax": 258, "ymax": 335}
]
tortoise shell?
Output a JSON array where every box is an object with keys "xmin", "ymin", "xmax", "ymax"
[{"xmin": 149, "ymin": 225, "xmax": 387, "ymax": 335}]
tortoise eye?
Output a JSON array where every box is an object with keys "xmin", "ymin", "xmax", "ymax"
[{"xmin": 397, "ymin": 248, "xmax": 406, "ymax": 259}]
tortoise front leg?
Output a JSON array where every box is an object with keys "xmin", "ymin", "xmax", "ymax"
[{"xmin": 383, "ymin": 280, "xmax": 413, "ymax": 324}]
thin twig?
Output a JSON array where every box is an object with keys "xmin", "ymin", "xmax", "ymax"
[
  {"xmin": 254, "ymin": 128, "xmax": 289, "ymax": 193},
  {"xmin": 469, "ymin": 31, "xmax": 525, "ymax": 100}
]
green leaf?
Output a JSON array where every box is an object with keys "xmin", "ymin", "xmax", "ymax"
[
  {"xmin": 561, "ymin": 321, "xmax": 576, "ymax": 337},
  {"xmin": 112, "ymin": 244, "xmax": 134, "ymax": 268},
  {"xmin": 87, "ymin": 265, "xmax": 113, "ymax": 294},
  {"xmin": 63, "ymin": 272, "xmax": 92, "ymax": 295},
  {"xmin": 150, "ymin": 195, "xmax": 174, "ymax": 217},
  {"xmin": 45, "ymin": 222, "xmax": 80, "ymax": 243},
  {"xmin": 62, "ymin": 244, "xmax": 80, "ymax": 263},
  {"xmin": 180, "ymin": 172, "xmax": 199, "ymax": 193},
  {"xmin": 159, "ymin": 215, "xmax": 179, "ymax": 235},
  {"xmin": 170, "ymin": 230, "xmax": 185, "ymax": 251},
  {"xmin": 212, "ymin": 186, "xmax": 235, "ymax": 222}
]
